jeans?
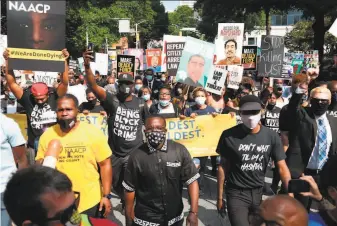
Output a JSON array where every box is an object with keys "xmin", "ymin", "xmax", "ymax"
[
  {"xmin": 225, "ymin": 186, "xmax": 263, "ymax": 226},
  {"xmin": 1, "ymin": 193, "xmax": 11, "ymax": 226}
]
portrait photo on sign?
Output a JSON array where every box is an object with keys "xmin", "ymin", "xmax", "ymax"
[
  {"xmin": 124, "ymin": 49, "xmax": 144, "ymax": 71},
  {"xmin": 146, "ymin": 49, "xmax": 162, "ymax": 73},
  {"xmin": 215, "ymin": 23, "xmax": 244, "ymax": 66},
  {"xmin": 176, "ymin": 37, "xmax": 215, "ymax": 88}
]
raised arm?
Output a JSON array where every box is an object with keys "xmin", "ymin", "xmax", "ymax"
[
  {"xmin": 83, "ymin": 50, "xmax": 107, "ymax": 101},
  {"xmin": 56, "ymin": 49, "xmax": 70, "ymax": 97},
  {"xmin": 3, "ymin": 49, "xmax": 23, "ymax": 99}
]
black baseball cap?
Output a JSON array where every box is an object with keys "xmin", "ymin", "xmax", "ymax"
[
  {"xmin": 118, "ymin": 73, "xmax": 134, "ymax": 83},
  {"xmin": 239, "ymin": 95, "xmax": 262, "ymax": 111}
]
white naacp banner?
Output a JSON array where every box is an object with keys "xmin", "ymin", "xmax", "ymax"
[
  {"xmin": 227, "ymin": 65, "xmax": 243, "ymax": 90},
  {"xmin": 205, "ymin": 66, "xmax": 227, "ymax": 95},
  {"xmin": 95, "ymin": 53, "xmax": 108, "ymax": 75},
  {"xmin": 162, "ymin": 35, "xmax": 186, "ymax": 72}
]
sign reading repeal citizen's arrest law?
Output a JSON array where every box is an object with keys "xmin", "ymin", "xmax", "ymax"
[
  {"xmin": 258, "ymin": 35, "xmax": 284, "ymax": 77},
  {"xmin": 242, "ymin": 46, "xmax": 257, "ymax": 70},
  {"xmin": 7, "ymin": 1, "xmax": 66, "ymax": 72},
  {"xmin": 117, "ymin": 55, "xmax": 135, "ymax": 77},
  {"xmin": 166, "ymin": 42, "xmax": 185, "ymax": 77}
]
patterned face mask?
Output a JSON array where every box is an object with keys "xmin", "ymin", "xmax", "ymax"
[{"xmin": 145, "ymin": 131, "xmax": 166, "ymax": 150}]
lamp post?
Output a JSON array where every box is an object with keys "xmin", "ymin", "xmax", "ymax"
[{"xmin": 135, "ymin": 20, "xmax": 146, "ymax": 49}]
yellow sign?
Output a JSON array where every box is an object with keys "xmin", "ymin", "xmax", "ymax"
[
  {"xmin": 6, "ymin": 114, "xmax": 236, "ymax": 157},
  {"xmin": 8, "ymin": 48, "xmax": 64, "ymax": 61},
  {"xmin": 166, "ymin": 115, "xmax": 236, "ymax": 157}
]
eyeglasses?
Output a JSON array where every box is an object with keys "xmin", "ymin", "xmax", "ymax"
[{"xmin": 46, "ymin": 191, "xmax": 81, "ymax": 225}]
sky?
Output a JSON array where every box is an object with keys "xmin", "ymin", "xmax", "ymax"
[{"xmin": 161, "ymin": 1, "xmax": 180, "ymax": 12}]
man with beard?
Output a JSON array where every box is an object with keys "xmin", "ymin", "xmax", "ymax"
[
  {"xmin": 83, "ymin": 50, "xmax": 148, "ymax": 211},
  {"xmin": 216, "ymin": 39, "xmax": 241, "ymax": 65},
  {"xmin": 286, "ymin": 86, "xmax": 337, "ymax": 210},
  {"xmin": 36, "ymin": 94, "xmax": 113, "ymax": 218},
  {"xmin": 327, "ymin": 80, "xmax": 337, "ymax": 117},
  {"xmin": 3, "ymin": 48, "xmax": 69, "ymax": 165}
]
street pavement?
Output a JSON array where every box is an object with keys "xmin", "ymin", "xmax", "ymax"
[{"xmin": 108, "ymin": 161, "xmax": 275, "ymax": 226}]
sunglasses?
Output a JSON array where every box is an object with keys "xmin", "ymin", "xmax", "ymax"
[
  {"xmin": 46, "ymin": 191, "xmax": 80, "ymax": 225},
  {"xmin": 311, "ymin": 98, "xmax": 329, "ymax": 104}
]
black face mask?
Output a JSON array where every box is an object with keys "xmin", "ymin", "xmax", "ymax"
[
  {"xmin": 267, "ymin": 103, "xmax": 276, "ymax": 110},
  {"xmin": 88, "ymin": 98, "xmax": 97, "ymax": 107},
  {"xmin": 58, "ymin": 118, "xmax": 77, "ymax": 130},
  {"xmin": 118, "ymin": 83, "xmax": 132, "ymax": 99},
  {"xmin": 310, "ymin": 99, "xmax": 329, "ymax": 116}
]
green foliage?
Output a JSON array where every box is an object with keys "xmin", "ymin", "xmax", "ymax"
[
  {"xmin": 149, "ymin": 0, "xmax": 169, "ymax": 40},
  {"xmin": 168, "ymin": 5, "xmax": 197, "ymax": 36}
]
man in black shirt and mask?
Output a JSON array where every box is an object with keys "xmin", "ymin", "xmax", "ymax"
[
  {"xmin": 216, "ymin": 95, "xmax": 291, "ymax": 226},
  {"xmin": 123, "ymin": 115, "xmax": 199, "ymax": 226},
  {"xmin": 83, "ymin": 50, "xmax": 149, "ymax": 209},
  {"xmin": 327, "ymin": 80, "xmax": 337, "ymax": 117}
]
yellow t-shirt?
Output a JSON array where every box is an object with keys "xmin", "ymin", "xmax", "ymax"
[{"xmin": 36, "ymin": 122, "xmax": 112, "ymax": 213}]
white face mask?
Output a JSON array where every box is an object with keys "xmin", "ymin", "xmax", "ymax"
[
  {"xmin": 195, "ymin": 97, "xmax": 206, "ymax": 105},
  {"xmin": 240, "ymin": 113, "xmax": 261, "ymax": 129}
]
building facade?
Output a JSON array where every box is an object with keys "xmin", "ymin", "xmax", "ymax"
[{"xmin": 179, "ymin": 0, "xmax": 196, "ymax": 8}]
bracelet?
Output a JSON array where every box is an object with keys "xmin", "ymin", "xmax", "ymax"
[{"xmin": 189, "ymin": 211, "xmax": 198, "ymax": 216}]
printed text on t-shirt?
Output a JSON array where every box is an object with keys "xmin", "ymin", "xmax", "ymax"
[
  {"xmin": 238, "ymin": 143, "xmax": 270, "ymax": 171},
  {"xmin": 113, "ymin": 106, "xmax": 140, "ymax": 141}
]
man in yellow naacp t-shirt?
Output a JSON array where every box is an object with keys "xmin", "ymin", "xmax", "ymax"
[{"xmin": 36, "ymin": 94, "xmax": 113, "ymax": 218}]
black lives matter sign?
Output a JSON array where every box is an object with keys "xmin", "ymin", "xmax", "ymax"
[
  {"xmin": 258, "ymin": 35, "xmax": 284, "ymax": 77},
  {"xmin": 117, "ymin": 55, "xmax": 135, "ymax": 77},
  {"xmin": 166, "ymin": 42, "xmax": 185, "ymax": 77},
  {"xmin": 7, "ymin": 1, "xmax": 66, "ymax": 72}
]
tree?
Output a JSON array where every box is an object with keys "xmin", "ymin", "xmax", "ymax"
[
  {"xmin": 149, "ymin": 0, "xmax": 169, "ymax": 40},
  {"xmin": 284, "ymin": 20, "xmax": 337, "ymax": 55},
  {"xmin": 168, "ymin": 5, "xmax": 197, "ymax": 36}
]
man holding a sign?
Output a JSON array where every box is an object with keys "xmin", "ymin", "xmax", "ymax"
[{"xmin": 3, "ymin": 48, "xmax": 70, "ymax": 165}]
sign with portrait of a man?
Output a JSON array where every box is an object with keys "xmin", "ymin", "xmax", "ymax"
[
  {"xmin": 176, "ymin": 37, "xmax": 215, "ymax": 88},
  {"xmin": 215, "ymin": 23, "xmax": 244, "ymax": 66},
  {"xmin": 6, "ymin": 1, "xmax": 66, "ymax": 72}
]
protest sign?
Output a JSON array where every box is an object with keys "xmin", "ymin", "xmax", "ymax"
[
  {"xmin": 123, "ymin": 49, "xmax": 144, "ymax": 71},
  {"xmin": 90, "ymin": 62, "xmax": 97, "ymax": 74},
  {"xmin": 242, "ymin": 46, "xmax": 257, "ymax": 70},
  {"xmin": 329, "ymin": 19, "xmax": 337, "ymax": 38},
  {"xmin": 34, "ymin": 71, "xmax": 58, "ymax": 87},
  {"xmin": 77, "ymin": 57, "xmax": 84, "ymax": 72},
  {"xmin": 205, "ymin": 66, "xmax": 227, "ymax": 95},
  {"xmin": 95, "ymin": 53, "xmax": 108, "ymax": 75},
  {"xmin": 7, "ymin": 113, "xmax": 236, "ymax": 157},
  {"xmin": 7, "ymin": 1, "xmax": 66, "ymax": 72},
  {"xmin": 227, "ymin": 65, "xmax": 244, "ymax": 90},
  {"xmin": 162, "ymin": 35, "xmax": 186, "ymax": 72},
  {"xmin": 176, "ymin": 37, "xmax": 215, "ymax": 88},
  {"xmin": 166, "ymin": 42, "xmax": 185, "ymax": 77},
  {"xmin": 146, "ymin": 49, "xmax": 162, "ymax": 73},
  {"xmin": 215, "ymin": 23, "xmax": 244, "ymax": 66},
  {"xmin": 304, "ymin": 50, "xmax": 319, "ymax": 70},
  {"xmin": 117, "ymin": 55, "xmax": 135, "ymax": 77},
  {"xmin": 0, "ymin": 35, "xmax": 7, "ymax": 66},
  {"xmin": 291, "ymin": 53, "xmax": 304, "ymax": 74},
  {"xmin": 69, "ymin": 60, "xmax": 78, "ymax": 71},
  {"xmin": 258, "ymin": 35, "xmax": 284, "ymax": 77}
]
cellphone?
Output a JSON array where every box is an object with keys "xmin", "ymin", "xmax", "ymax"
[
  {"xmin": 288, "ymin": 179, "xmax": 310, "ymax": 193},
  {"xmin": 87, "ymin": 43, "xmax": 95, "ymax": 61},
  {"xmin": 99, "ymin": 206, "xmax": 105, "ymax": 218}
]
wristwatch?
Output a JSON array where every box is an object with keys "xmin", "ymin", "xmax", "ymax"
[{"xmin": 104, "ymin": 193, "xmax": 113, "ymax": 200}]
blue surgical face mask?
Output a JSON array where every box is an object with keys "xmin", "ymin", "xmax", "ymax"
[
  {"xmin": 142, "ymin": 94, "xmax": 151, "ymax": 101},
  {"xmin": 135, "ymin": 84, "xmax": 142, "ymax": 91},
  {"xmin": 146, "ymin": 75, "xmax": 153, "ymax": 81},
  {"xmin": 159, "ymin": 99, "xmax": 170, "ymax": 107}
]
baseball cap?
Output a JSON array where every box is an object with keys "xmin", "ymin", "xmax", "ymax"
[
  {"xmin": 31, "ymin": 82, "xmax": 49, "ymax": 97},
  {"xmin": 118, "ymin": 73, "xmax": 134, "ymax": 83},
  {"xmin": 239, "ymin": 95, "xmax": 262, "ymax": 111}
]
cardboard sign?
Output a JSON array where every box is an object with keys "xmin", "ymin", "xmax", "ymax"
[
  {"xmin": 34, "ymin": 71, "xmax": 58, "ymax": 87},
  {"xmin": 215, "ymin": 23, "xmax": 244, "ymax": 66},
  {"xmin": 117, "ymin": 55, "xmax": 135, "ymax": 77},
  {"xmin": 258, "ymin": 35, "xmax": 284, "ymax": 77},
  {"xmin": 95, "ymin": 53, "xmax": 108, "ymax": 75},
  {"xmin": 7, "ymin": 1, "xmax": 66, "ymax": 72},
  {"xmin": 166, "ymin": 42, "xmax": 185, "ymax": 77},
  {"xmin": 176, "ymin": 37, "xmax": 215, "ymax": 88},
  {"xmin": 242, "ymin": 46, "xmax": 257, "ymax": 70},
  {"xmin": 227, "ymin": 65, "xmax": 244, "ymax": 89},
  {"xmin": 205, "ymin": 66, "xmax": 227, "ymax": 95},
  {"xmin": 146, "ymin": 49, "xmax": 162, "ymax": 73}
]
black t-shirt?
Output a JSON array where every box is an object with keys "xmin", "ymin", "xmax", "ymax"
[
  {"xmin": 216, "ymin": 124, "xmax": 286, "ymax": 188},
  {"xmin": 79, "ymin": 102, "xmax": 105, "ymax": 113},
  {"xmin": 123, "ymin": 140, "xmax": 199, "ymax": 224},
  {"xmin": 262, "ymin": 106, "xmax": 281, "ymax": 134},
  {"xmin": 102, "ymin": 92, "xmax": 147, "ymax": 157},
  {"xmin": 17, "ymin": 88, "xmax": 58, "ymax": 148}
]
